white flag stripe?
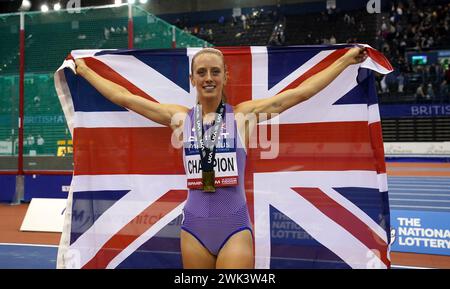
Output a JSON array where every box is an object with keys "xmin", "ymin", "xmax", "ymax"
[
  {"xmin": 251, "ymin": 46, "xmax": 269, "ymax": 99},
  {"xmin": 378, "ymin": 173, "xmax": 389, "ymax": 192},
  {"xmin": 107, "ymin": 201, "xmax": 186, "ymax": 269},
  {"xmin": 254, "ymin": 182, "xmax": 272, "ymax": 269},
  {"xmin": 94, "ymin": 54, "xmax": 195, "ymax": 107},
  {"xmin": 187, "ymin": 47, "xmax": 203, "ymax": 58},
  {"xmin": 69, "ymin": 175, "xmax": 186, "ymax": 267},
  {"xmin": 56, "ymin": 180, "xmax": 75, "ymax": 268},
  {"xmin": 361, "ymin": 57, "xmax": 392, "ymax": 75},
  {"xmin": 187, "ymin": 47, "xmax": 203, "ymax": 100},
  {"xmin": 256, "ymin": 171, "xmax": 380, "ymax": 188},
  {"xmin": 74, "ymin": 111, "xmax": 164, "ymax": 128},
  {"xmin": 369, "ymin": 103, "xmax": 381, "ymax": 124},
  {"xmin": 71, "ymin": 49, "xmax": 112, "ymax": 59},
  {"xmin": 71, "ymin": 174, "xmax": 187, "ymax": 193},
  {"xmin": 54, "ymin": 67, "xmax": 76, "ymax": 136}
]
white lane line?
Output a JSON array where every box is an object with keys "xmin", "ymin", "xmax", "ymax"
[
  {"xmin": 389, "ymin": 193, "xmax": 450, "ymax": 197},
  {"xmin": 390, "ymin": 205, "xmax": 450, "ymax": 210},
  {"xmin": 390, "ymin": 187, "xmax": 450, "ymax": 191},
  {"xmin": 390, "ymin": 198, "xmax": 450, "ymax": 203}
]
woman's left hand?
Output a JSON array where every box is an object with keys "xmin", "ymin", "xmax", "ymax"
[{"xmin": 342, "ymin": 46, "xmax": 368, "ymax": 65}]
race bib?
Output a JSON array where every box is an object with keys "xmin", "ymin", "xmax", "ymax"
[
  {"xmin": 185, "ymin": 151, "xmax": 239, "ymax": 189},
  {"xmin": 184, "ymin": 127, "xmax": 239, "ymax": 189}
]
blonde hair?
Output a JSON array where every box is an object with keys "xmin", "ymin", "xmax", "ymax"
[{"xmin": 191, "ymin": 48, "xmax": 227, "ymax": 102}]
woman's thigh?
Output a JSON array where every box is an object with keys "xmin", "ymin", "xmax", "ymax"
[
  {"xmin": 216, "ymin": 229, "xmax": 254, "ymax": 269},
  {"xmin": 180, "ymin": 229, "xmax": 216, "ymax": 269}
]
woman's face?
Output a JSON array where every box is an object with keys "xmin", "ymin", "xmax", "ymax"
[{"xmin": 190, "ymin": 53, "xmax": 226, "ymax": 101}]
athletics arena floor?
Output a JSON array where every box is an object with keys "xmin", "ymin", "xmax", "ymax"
[{"xmin": 0, "ymin": 161, "xmax": 449, "ymax": 269}]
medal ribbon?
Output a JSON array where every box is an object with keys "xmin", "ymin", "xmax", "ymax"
[{"xmin": 194, "ymin": 101, "xmax": 225, "ymax": 173}]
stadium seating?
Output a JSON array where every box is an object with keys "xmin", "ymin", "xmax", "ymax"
[
  {"xmin": 0, "ymin": 7, "xmax": 208, "ymax": 157},
  {"xmin": 284, "ymin": 10, "xmax": 378, "ymax": 46}
]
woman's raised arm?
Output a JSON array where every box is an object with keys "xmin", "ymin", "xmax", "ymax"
[
  {"xmin": 234, "ymin": 46, "xmax": 368, "ymax": 118},
  {"xmin": 75, "ymin": 59, "xmax": 189, "ymax": 129}
]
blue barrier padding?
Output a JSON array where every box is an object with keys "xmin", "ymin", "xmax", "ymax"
[
  {"xmin": 0, "ymin": 175, "xmax": 16, "ymax": 202},
  {"xmin": 24, "ymin": 174, "xmax": 72, "ymax": 201}
]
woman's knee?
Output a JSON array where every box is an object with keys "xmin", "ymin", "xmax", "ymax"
[{"xmin": 216, "ymin": 249, "xmax": 254, "ymax": 269}]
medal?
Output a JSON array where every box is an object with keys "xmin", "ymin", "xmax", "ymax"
[{"xmin": 202, "ymin": 170, "xmax": 215, "ymax": 192}]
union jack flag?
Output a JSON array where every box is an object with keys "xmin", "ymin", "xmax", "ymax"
[{"xmin": 54, "ymin": 45, "xmax": 393, "ymax": 269}]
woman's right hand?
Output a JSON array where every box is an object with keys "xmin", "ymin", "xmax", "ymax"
[{"xmin": 74, "ymin": 58, "xmax": 87, "ymax": 75}]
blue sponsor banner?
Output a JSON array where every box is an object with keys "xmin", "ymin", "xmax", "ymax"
[
  {"xmin": 0, "ymin": 115, "xmax": 66, "ymax": 126},
  {"xmin": 0, "ymin": 175, "xmax": 16, "ymax": 202},
  {"xmin": 380, "ymin": 104, "xmax": 450, "ymax": 118},
  {"xmin": 390, "ymin": 210, "xmax": 450, "ymax": 256},
  {"xmin": 24, "ymin": 174, "xmax": 72, "ymax": 201}
]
